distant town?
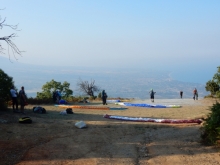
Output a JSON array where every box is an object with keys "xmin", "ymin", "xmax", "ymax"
[{"xmin": 1, "ymin": 57, "xmax": 208, "ymax": 99}]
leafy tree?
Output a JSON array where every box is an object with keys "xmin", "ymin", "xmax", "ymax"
[
  {"xmin": 205, "ymin": 80, "xmax": 219, "ymax": 96},
  {"xmin": 98, "ymin": 92, "xmax": 102, "ymax": 99},
  {"xmin": 36, "ymin": 79, "xmax": 73, "ymax": 99},
  {"xmin": 201, "ymin": 101, "xmax": 220, "ymax": 145},
  {"xmin": 77, "ymin": 79, "xmax": 100, "ymax": 99},
  {"xmin": 0, "ymin": 69, "xmax": 14, "ymax": 109},
  {"xmin": 0, "ymin": 11, "xmax": 23, "ymax": 59},
  {"xmin": 216, "ymin": 91, "xmax": 220, "ymax": 98},
  {"xmin": 213, "ymin": 66, "xmax": 220, "ymax": 85},
  {"xmin": 205, "ymin": 66, "xmax": 220, "ymax": 97},
  {"xmin": 60, "ymin": 81, "xmax": 73, "ymax": 98}
]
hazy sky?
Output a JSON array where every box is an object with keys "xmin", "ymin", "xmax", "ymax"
[{"xmin": 1, "ymin": 0, "xmax": 220, "ymax": 83}]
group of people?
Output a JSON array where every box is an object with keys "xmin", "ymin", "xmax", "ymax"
[
  {"xmin": 179, "ymin": 88, "xmax": 198, "ymax": 100},
  {"xmin": 150, "ymin": 88, "xmax": 199, "ymax": 102},
  {"xmin": 10, "ymin": 86, "xmax": 199, "ymax": 111},
  {"xmin": 10, "ymin": 86, "xmax": 27, "ymax": 114},
  {"xmin": 101, "ymin": 88, "xmax": 199, "ymax": 104}
]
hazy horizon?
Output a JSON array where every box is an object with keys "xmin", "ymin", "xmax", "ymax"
[
  {"xmin": 0, "ymin": 1, "xmax": 219, "ymax": 89},
  {"xmin": 0, "ymin": 57, "xmax": 208, "ymax": 99}
]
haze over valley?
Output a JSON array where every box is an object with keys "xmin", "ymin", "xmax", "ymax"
[{"xmin": 1, "ymin": 57, "xmax": 208, "ymax": 99}]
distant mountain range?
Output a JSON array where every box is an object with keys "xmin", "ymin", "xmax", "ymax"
[{"xmin": 1, "ymin": 57, "xmax": 208, "ymax": 99}]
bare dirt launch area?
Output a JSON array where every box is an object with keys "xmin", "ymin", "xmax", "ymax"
[{"xmin": 0, "ymin": 99, "xmax": 220, "ymax": 165}]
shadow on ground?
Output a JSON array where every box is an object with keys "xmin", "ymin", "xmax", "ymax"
[{"xmin": 0, "ymin": 104, "xmax": 219, "ymax": 165}]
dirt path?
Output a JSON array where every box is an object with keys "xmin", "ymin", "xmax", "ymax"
[{"xmin": 0, "ymin": 99, "xmax": 220, "ymax": 165}]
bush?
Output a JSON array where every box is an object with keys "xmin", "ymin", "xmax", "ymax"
[
  {"xmin": 98, "ymin": 92, "xmax": 102, "ymax": 98},
  {"xmin": 89, "ymin": 96, "xmax": 97, "ymax": 100},
  {"xmin": 216, "ymin": 91, "xmax": 220, "ymax": 98},
  {"xmin": 201, "ymin": 101, "xmax": 220, "ymax": 145},
  {"xmin": 65, "ymin": 96, "xmax": 84, "ymax": 103},
  {"xmin": 204, "ymin": 94, "xmax": 215, "ymax": 98},
  {"xmin": 26, "ymin": 96, "xmax": 87, "ymax": 105},
  {"xmin": 26, "ymin": 97, "xmax": 54, "ymax": 105},
  {"xmin": 0, "ymin": 69, "xmax": 14, "ymax": 110}
]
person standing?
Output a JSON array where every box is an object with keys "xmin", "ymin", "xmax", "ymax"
[
  {"xmin": 193, "ymin": 88, "xmax": 198, "ymax": 100},
  {"xmin": 101, "ymin": 90, "xmax": 108, "ymax": 105},
  {"xmin": 180, "ymin": 90, "xmax": 183, "ymax": 98},
  {"xmin": 149, "ymin": 89, "xmax": 156, "ymax": 102},
  {"xmin": 52, "ymin": 91, "xmax": 57, "ymax": 103},
  {"xmin": 10, "ymin": 86, "xmax": 19, "ymax": 112},
  {"xmin": 57, "ymin": 91, "xmax": 62, "ymax": 100},
  {"xmin": 55, "ymin": 90, "xmax": 62, "ymax": 103},
  {"xmin": 19, "ymin": 86, "xmax": 26, "ymax": 114}
]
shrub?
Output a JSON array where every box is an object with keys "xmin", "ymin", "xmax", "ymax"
[
  {"xmin": 26, "ymin": 96, "xmax": 88, "ymax": 105},
  {"xmin": 65, "ymin": 96, "xmax": 84, "ymax": 103},
  {"xmin": 201, "ymin": 101, "xmax": 220, "ymax": 145},
  {"xmin": 89, "ymin": 96, "xmax": 97, "ymax": 100},
  {"xmin": 98, "ymin": 92, "xmax": 102, "ymax": 98},
  {"xmin": 0, "ymin": 69, "xmax": 14, "ymax": 110},
  {"xmin": 204, "ymin": 94, "xmax": 215, "ymax": 98},
  {"xmin": 216, "ymin": 91, "xmax": 220, "ymax": 98},
  {"xmin": 26, "ymin": 97, "xmax": 54, "ymax": 105}
]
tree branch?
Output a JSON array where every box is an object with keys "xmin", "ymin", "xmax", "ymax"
[
  {"xmin": 0, "ymin": 17, "xmax": 19, "ymax": 30},
  {"xmin": 0, "ymin": 13, "xmax": 23, "ymax": 60},
  {"xmin": 77, "ymin": 79, "xmax": 100, "ymax": 97}
]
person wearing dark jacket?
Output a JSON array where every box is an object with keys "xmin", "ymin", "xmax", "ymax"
[
  {"xmin": 102, "ymin": 90, "xmax": 108, "ymax": 105},
  {"xmin": 180, "ymin": 90, "xmax": 183, "ymax": 98},
  {"xmin": 19, "ymin": 86, "xmax": 27, "ymax": 114},
  {"xmin": 149, "ymin": 89, "xmax": 156, "ymax": 102}
]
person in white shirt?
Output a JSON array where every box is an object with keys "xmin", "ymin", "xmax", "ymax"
[{"xmin": 10, "ymin": 86, "xmax": 19, "ymax": 112}]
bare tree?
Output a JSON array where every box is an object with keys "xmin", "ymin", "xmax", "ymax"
[
  {"xmin": 77, "ymin": 79, "xmax": 100, "ymax": 98},
  {"xmin": 0, "ymin": 11, "xmax": 23, "ymax": 60}
]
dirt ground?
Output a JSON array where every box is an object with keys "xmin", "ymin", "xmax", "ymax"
[{"xmin": 0, "ymin": 98, "xmax": 220, "ymax": 165}]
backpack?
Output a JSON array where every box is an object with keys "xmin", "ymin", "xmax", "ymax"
[
  {"xmin": 33, "ymin": 106, "xmax": 46, "ymax": 114},
  {"xmin": 59, "ymin": 100, "xmax": 67, "ymax": 105},
  {"xmin": 19, "ymin": 117, "xmax": 32, "ymax": 124},
  {"xmin": 66, "ymin": 108, "xmax": 74, "ymax": 114},
  {"xmin": 19, "ymin": 90, "xmax": 27, "ymax": 99}
]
